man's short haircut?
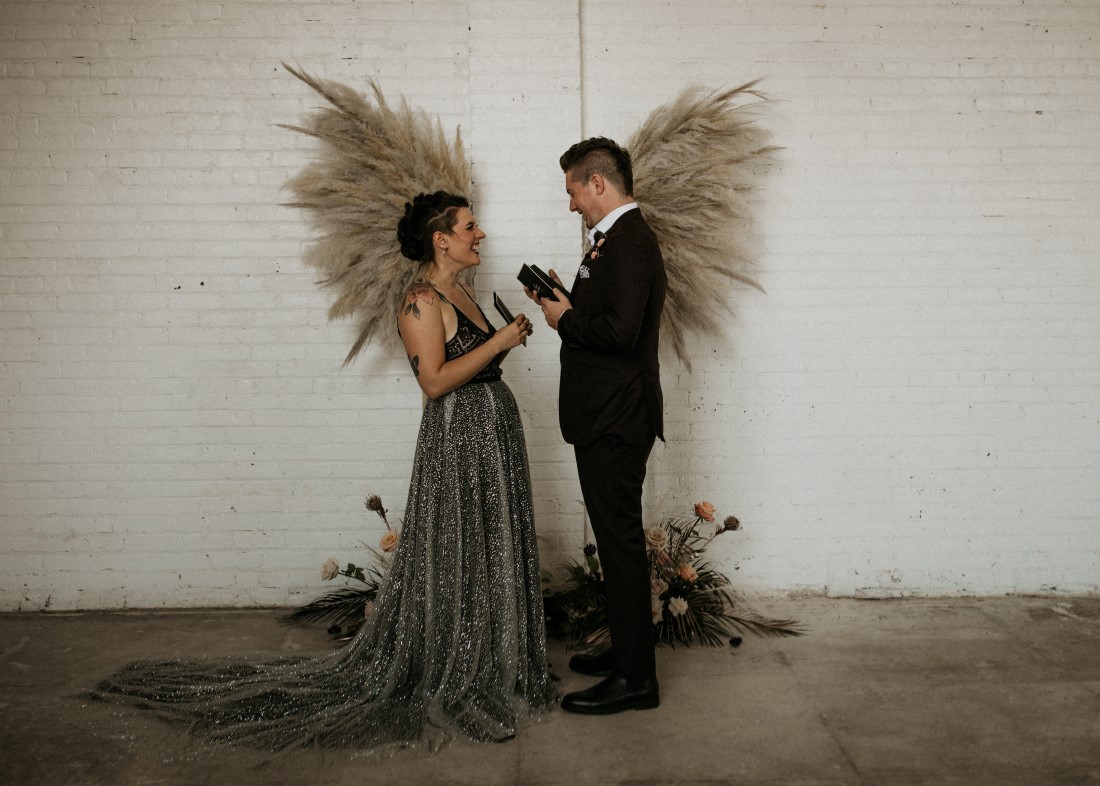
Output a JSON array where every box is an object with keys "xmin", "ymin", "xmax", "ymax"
[{"xmin": 559, "ymin": 137, "xmax": 634, "ymax": 197}]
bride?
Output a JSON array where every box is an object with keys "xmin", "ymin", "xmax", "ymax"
[{"xmin": 93, "ymin": 191, "xmax": 556, "ymax": 755}]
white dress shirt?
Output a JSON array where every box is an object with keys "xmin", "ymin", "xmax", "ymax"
[{"xmin": 588, "ymin": 202, "xmax": 639, "ymax": 245}]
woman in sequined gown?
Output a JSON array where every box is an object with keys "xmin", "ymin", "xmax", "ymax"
[{"xmin": 93, "ymin": 192, "xmax": 556, "ymax": 754}]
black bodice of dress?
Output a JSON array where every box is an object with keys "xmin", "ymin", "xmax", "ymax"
[{"xmin": 442, "ymin": 295, "xmax": 503, "ymax": 384}]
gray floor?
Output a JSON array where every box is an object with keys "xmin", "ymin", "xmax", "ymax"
[{"xmin": 1, "ymin": 597, "xmax": 1097, "ymax": 785}]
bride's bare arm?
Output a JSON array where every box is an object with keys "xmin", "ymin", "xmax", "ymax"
[{"xmin": 398, "ymin": 285, "xmax": 523, "ymax": 399}]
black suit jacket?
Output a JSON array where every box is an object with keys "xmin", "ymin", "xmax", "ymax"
[{"xmin": 557, "ymin": 208, "xmax": 666, "ymax": 447}]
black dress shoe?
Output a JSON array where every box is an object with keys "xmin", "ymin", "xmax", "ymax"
[
  {"xmin": 560, "ymin": 674, "xmax": 660, "ymax": 715},
  {"xmin": 568, "ymin": 649, "xmax": 616, "ymax": 677}
]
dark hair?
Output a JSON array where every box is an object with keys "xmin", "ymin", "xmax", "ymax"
[
  {"xmin": 396, "ymin": 191, "xmax": 470, "ymax": 262},
  {"xmin": 559, "ymin": 137, "xmax": 633, "ymax": 196}
]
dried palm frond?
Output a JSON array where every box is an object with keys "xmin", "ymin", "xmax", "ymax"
[
  {"xmin": 726, "ymin": 609, "xmax": 807, "ymax": 638},
  {"xmin": 629, "ymin": 80, "xmax": 778, "ymax": 369},
  {"xmin": 278, "ymin": 585, "xmax": 377, "ymax": 632},
  {"xmin": 280, "ymin": 64, "xmax": 473, "ymax": 364}
]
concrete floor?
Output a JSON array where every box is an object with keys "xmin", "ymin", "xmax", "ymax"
[{"xmin": 1, "ymin": 597, "xmax": 1097, "ymax": 785}]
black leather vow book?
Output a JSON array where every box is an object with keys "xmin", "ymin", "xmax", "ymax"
[
  {"xmin": 492, "ymin": 291, "xmax": 514, "ymax": 324},
  {"xmin": 517, "ymin": 264, "xmax": 570, "ymax": 301},
  {"xmin": 493, "ymin": 292, "xmax": 526, "ymax": 347}
]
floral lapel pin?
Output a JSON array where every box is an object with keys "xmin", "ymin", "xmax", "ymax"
[
  {"xmin": 578, "ymin": 232, "xmax": 605, "ymax": 279},
  {"xmin": 588, "ymin": 233, "xmax": 606, "ymax": 262}
]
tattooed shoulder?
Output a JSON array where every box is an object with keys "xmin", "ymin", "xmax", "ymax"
[{"xmin": 402, "ymin": 282, "xmax": 437, "ymax": 320}]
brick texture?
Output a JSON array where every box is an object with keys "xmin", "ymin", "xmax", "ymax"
[{"xmin": 1, "ymin": 0, "xmax": 1097, "ymax": 609}]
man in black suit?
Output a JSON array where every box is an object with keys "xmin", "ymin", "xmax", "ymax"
[{"xmin": 529, "ymin": 137, "xmax": 666, "ymax": 714}]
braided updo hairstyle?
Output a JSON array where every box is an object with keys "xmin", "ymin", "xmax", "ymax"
[{"xmin": 396, "ymin": 191, "xmax": 470, "ymax": 263}]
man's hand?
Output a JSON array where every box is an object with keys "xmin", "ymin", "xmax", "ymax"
[{"xmin": 524, "ymin": 268, "xmax": 572, "ymax": 331}]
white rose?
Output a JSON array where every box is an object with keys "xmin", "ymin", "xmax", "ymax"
[
  {"xmin": 321, "ymin": 557, "xmax": 340, "ymax": 581},
  {"xmin": 645, "ymin": 526, "xmax": 668, "ymax": 551},
  {"xmin": 668, "ymin": 596, "xmax": 689, "ymax": 617}
]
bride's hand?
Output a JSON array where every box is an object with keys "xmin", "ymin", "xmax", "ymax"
[{"xmin": 495, "ymin": 314, "xmax": 534, "ymax": 350}]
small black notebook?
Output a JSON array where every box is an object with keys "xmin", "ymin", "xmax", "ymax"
[
  {"xmin": 492, "ymin": 292, "xmax": 525, "ymax": 347},
  {"xmin": 517, "ymin": 264, "xmax": 570, "ymax": 301},
  {"xmin": 492, "ymin": 291, "xmax": 514, "ymax": 325}
]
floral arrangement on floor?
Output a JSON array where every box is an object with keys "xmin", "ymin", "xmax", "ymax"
[
  {"xmin": 280, "ymin": 494, "xmax": 399, "ymax": 639},
  {"xmin": 542, "ymin": 502, "xmax": 804, "ymax": 651}
]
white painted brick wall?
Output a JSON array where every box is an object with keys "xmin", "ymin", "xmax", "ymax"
[
  {"xmin": 1, "ymin": 0, "xmax": 1097, "ymax": 610},
  {"xmin": 578, "ymin": 0, "xmax": 1100, "ymax": 597}
]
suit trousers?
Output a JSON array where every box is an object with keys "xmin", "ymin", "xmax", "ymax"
[{"xmin": 574, "ymin": 435, "xmax": 656, "ymax": 682}]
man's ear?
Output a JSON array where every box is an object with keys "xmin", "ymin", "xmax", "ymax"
[{"xmin": 590, "ymin": 173, "xmax": 606, "ymax": 196}]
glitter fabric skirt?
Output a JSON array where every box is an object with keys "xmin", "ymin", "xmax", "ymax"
[{"xmin": 93, "ymin": 379, "xmax": 557, "ymax": 754}]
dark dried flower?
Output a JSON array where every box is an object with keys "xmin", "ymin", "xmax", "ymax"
[
  {"xmin": 365, "ymin": 494, "xmax": 392, "ymax": 528},
  {"xmin": 365, "ymin": 495, "xmax": 384, "ymax": 513},
  {"xmin": 723, "ymin": 515, "xmax": 741, "ymax": 532},
  {"xmin": 583, "ymin": 543, "xmax": 597, "ymax": 557}
]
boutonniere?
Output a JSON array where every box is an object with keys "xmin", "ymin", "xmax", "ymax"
[{"xmin": 588, "ymin": 234, "xmax": 606, "ymax": 262}]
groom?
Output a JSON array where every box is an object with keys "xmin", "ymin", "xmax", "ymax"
[{"xmin": 529, "ymin": 137, "xmax": 666, "ymax": 714}]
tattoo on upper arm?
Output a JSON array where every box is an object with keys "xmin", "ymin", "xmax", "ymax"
[
  {"xmin": 408, "ymin": 354, "xmax": 420, "ymax": 377},
  {"xmin": 403, "ymin": 283, "xmax": 436, "ymax": 320}
]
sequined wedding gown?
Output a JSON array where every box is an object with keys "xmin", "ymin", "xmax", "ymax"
[{"xmin": 93, "ymin": 300, "xmax": 557, "ymax": 754}]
